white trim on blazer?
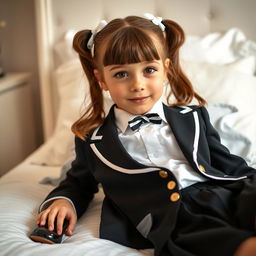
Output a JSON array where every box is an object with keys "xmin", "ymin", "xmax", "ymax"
[
  {"xmin": 90, "ymin": 143, "xmax": 160, "ymax": 174},
  {"xmin": 192, "ymin": 111, "xmax": 200, "ymax": 168},
  {"xmin": 90, "ymin": 106, "xmax": 248, "ymax": 181},
  {"xmin": 192, "ymin": 111, "xmax": 247, "ymax": 181}
]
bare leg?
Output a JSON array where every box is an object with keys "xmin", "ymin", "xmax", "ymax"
[{"xmin": 234, "ymin": 237, "xmax": 256, "ymax": 256}]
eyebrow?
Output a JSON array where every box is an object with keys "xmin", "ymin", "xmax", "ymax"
[
  {"xmin": 109, "ymin": 65, "xmax": 124, "ymax": 71},
  {"xmin": 108, "ymin": 61, "xmax": 160, "ymax": 71}
]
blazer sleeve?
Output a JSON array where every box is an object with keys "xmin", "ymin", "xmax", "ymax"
[
  {"xmin": 199, "ymin": 106, "xmax": 256, "ymax": 177},
  {"xmin": 41, "ymin": 136, "xmax": 99, "ymax": 218}
]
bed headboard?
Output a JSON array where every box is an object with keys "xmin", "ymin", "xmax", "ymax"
[{"xmin": 35, "ymin": 0, "xmax": 256, "ymax": 140}]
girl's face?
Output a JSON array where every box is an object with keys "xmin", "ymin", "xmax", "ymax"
[
  {"xmin": 100, "ymin": 59, "xmax": 169, "ymax": 115},
  {"xmin": 94, "ymin": 36, "xmax": 170, "ymax": 115}
]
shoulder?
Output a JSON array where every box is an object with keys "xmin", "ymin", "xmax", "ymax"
[
  {"xmin": 163, "ymin": 103, "xmax": 206, "ymax": 114},
  {"xmin": 74, "ymin": 135, "xmax": 89, "ymax": 150},
  {"xmin": 164, "ymin": 104, "xmax": 211, "ymax": 127}
]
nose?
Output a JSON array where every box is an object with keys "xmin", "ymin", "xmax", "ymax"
[{"xmin": 130, "ymin": 74, "xmax": 145, "ymax": 92}]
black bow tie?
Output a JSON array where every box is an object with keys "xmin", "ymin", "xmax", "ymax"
[{"xmin": 128, "ymin": 113, "xmax": 162, "ymax": 131}]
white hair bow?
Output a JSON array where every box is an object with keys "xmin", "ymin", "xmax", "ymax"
[
  {"xmin": 144, "ymin": 13, "xmax": 165, "ymax": 31},
  {"xmin": 87, "ymin": 20, "xmax": 108, "ymax": 55}
]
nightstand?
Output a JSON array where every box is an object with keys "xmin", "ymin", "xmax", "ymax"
[{"xmin": 0, "ymin": 73, "xmax": 37, "ymax": 176}]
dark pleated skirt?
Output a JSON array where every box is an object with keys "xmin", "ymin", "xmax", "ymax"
[{"xmin": 160, "ymin": 176, "xmax": 256, "ymax": 256}]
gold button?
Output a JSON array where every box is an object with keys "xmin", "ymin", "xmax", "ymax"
[
  {"xmin": 170, "ymin": 192, "xmax": 180, "ymax": 202},
  {"xmin": 198, "ymin": 165, "xmax": 206, "ymax": 173},
  {"xmin": 167, "ymin": 181, "xmax": 176, "ymax": 190},
  {"xmin": 159, "ymin": 170, "xmax": 168, "ymax": 178}
]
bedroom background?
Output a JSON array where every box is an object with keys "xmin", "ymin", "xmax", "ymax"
[
  {"xmin": 0, "ymin": 0, "xmax": 42, "ymax": 176},
  {"xmin": 0, "ymin": 0, "xmax": 256, "ymax": 176},
  {"xmin": 0, "ymin": 0, "xmax": 256, "ymax": 255}
]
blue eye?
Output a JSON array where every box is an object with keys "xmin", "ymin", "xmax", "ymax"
[{"xmin": 114, "ymin": 71, "xmax": 128, "ymax": 78}]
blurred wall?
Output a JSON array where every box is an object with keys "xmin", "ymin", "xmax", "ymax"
[{"xmin": 0, "ymin": 0, "xmax": 43, "ymax": 145}]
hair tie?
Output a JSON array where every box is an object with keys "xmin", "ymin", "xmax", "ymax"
[
  {"xmin": 87, "ymin": 20, "xmax": 108, "ymax": 56},
  {"xmin": 144, "ymin": 13, "xmax": 165, "ymax": 32}
]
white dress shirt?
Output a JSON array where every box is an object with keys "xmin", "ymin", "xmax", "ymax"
[{"xmin": 114, "ymin": 100, "xmax": 207, "ymax": 189}]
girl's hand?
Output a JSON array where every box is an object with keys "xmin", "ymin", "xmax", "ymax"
[{"xmin": 37, "ymin": 199, "xmax": 77, "ymax": 236}]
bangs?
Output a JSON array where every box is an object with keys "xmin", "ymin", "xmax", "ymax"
[{"xmin": 103, "ymin": 27, "xmax": 161, "ymax": 66}]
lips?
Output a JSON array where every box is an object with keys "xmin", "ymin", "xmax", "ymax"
[{"xmin": 129, "ymin": 96, "xmax": 150, "ymax": 103}]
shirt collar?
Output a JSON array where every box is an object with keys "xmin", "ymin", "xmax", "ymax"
[{"xmin": 114, "ymin": 99, "xmax": 167, "ymax": 133}]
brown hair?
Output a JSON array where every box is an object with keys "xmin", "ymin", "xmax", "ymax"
[{"xmin": 72, "ymin": 15, "xmax": 206, "ymax": 139}]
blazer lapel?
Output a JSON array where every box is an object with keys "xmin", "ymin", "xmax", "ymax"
[
  {"xmin": 89, "ymin": 106, "xmax": 159, "ymax": 174},
  {"xmin": 89, "ymin": 104, "xmax": 202, "ymax": 174},
  {"xmin": 163, "ymin": 104, "xmax": 199, "ymax": 170}
]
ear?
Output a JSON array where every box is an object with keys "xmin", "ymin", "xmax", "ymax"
[
  {"xmin": 163, "ymin": 58, "xmax": 170, "ymax": 80},
  {"xmin": 93, "ymin": 69, "xmax": 108, "ymax": 91},
  {"xmin": 164, "ymin": 58, "xmax": 170, "ymax": 71}
]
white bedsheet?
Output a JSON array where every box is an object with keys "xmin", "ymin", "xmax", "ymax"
[{"xmin": 0, "ymin": 159, "xmax": 153, "ymax": 256}]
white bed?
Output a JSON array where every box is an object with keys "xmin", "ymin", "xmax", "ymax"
[{"xmin": 1, "ymin": 0, "xmax": 256, "ymax": 255}]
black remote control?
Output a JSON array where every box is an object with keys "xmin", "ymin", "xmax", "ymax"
[{"xmin": 29, "ymin": 219, "xmax": 69, "ymax": 244}]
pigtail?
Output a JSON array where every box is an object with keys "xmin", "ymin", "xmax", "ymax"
[
  {"xmin": 163, "ymin": 20, "xmax": 206, "ymax": 107},
  {"xmin": 71, "ymin": 30, "xmax": 105, "ymax": 139}
]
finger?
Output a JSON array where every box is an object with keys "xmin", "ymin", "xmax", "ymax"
[
  {"xmin": 37, "ymin": 212, "xmax": 43, "ymax": 225},
  {"xmin": 56, "ymin": 214, "xmax": 65, "ymax": 235},
  {"xmin": 38, "ymin": 209, "xmax": 50, "ymax": 226},
  {"xmin": 66, "ymin": 215, "xmax": 77, "ymax": 236},
  {"xmin": 47, "ymin": 209, "xmax": 58, "ymax": 231}
]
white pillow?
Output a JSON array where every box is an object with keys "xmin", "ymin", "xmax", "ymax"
[
  {"xmin": 182, "ymin": 61, "xmax": 256, "ymax": 114},
  {"xmin": 53, "ymin": 30, "xmax": 78, "ymax": 67},
  {"xmin": 31, "ymin": 59, "xmax": 113, "ymax": 166},
  {"xmin": 225, "ymin": 56, "xmax": 255, "ymax": 75},
  {"xmin": 182, "ymin": 60, "xmax": 256, "ymax": 154},
  {"xmin": 181, "ymin": 27, "xmax": 256, "ymax": 73},
  {"xmin": 31, "ymin": 60, "xmax": 85, "ymax": 165}
]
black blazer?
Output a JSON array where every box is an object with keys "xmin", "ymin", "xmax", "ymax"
[{"xmin": 43, "ymin": 104, "xmax": 256, "ymax": 252}]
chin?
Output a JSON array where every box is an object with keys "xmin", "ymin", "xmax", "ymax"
[
  {"xmin": 128, "ymin": 106, "xmax": 152, "ymax": 115},
  {"xmin": 117, "ymin": 101, "xmax": 155, "ymax": 115}
]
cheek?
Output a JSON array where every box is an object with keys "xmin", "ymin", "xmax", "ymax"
[
  {"xmin": 150, "ymin": 79, "xmax": 164, "ymax": 93},
  {"xmin": 150, "ymin": 81, "xmax": 164, "ymax": 100},
  {"xmin": 156, "ymin": 86, "xmax": 164, "ymax": 98},
  {"xmin": 107, "ymin": 87, "xmax": 124, "ymax": 101}
]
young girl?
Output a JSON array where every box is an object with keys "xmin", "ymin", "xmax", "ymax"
[{"xmin": 35, "ymin": 14, "xmax": 256, "ymax": 256}]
